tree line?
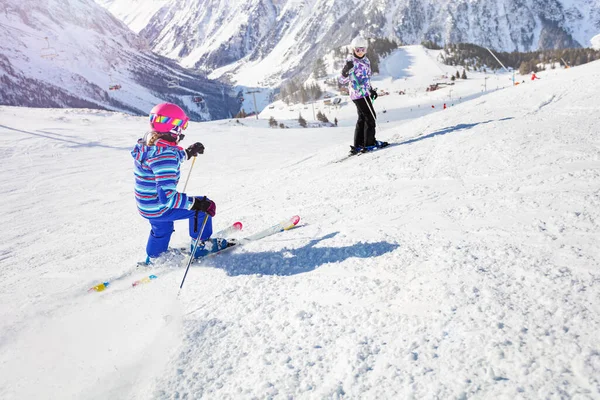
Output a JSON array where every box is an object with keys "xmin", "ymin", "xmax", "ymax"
[
  {"xmin": 278, "ymin": 37, "xmax": 401, "ymax": 105},
  {"xmin": 278, "ymin": 81, "xmax": 324, "ymax": 105},
  {"xmin": 438, "ymin": 42, "xmax": 600, "ymax": 74}
]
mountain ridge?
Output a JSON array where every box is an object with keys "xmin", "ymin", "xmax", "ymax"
[
  {"xmin": 98, "ymin": 0, "xmax": 600, "ymax": 86},
  {"xmin": 0, "ymin": 0, "xmax": 240, "ymax": 120}
]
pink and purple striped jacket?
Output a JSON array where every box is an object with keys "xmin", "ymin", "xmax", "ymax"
[{"xmin": 131, "ymin": 138, "xmax": 193, "ymax": 218}]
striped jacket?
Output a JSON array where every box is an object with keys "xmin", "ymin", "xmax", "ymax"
[{"xmin": 131, "ymin": 138, "xmax": 193, "ymax": 218}]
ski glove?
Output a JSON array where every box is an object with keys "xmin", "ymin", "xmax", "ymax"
[
  {"xmin": 370, "ymin": 88, "xmax": 378, "ymax": 101},
  {"xmin": 341, "ymin": 60, "xmax": 354, "ymax": 78},
  {"xmin": 191, "ymin": 196, "xmax": 216, "ymax": 217},
  {"xmin": 185, "ymin": 142, "xmax": 205, "ymax": 159}
]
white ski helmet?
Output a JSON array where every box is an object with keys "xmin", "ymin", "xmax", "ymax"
[{"xmin": 351, "ymin": 36, "xmax": 369, "ymax": 50}]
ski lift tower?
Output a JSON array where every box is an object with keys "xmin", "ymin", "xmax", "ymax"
[
  {"xmin": 245, "ymin": 89, "xmax": 260, "ymax": 119},
  {"xmin": 482, "ymin": 76, "xmax": 490, "ymax": 92}
]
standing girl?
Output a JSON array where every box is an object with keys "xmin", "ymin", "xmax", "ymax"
[{"xmin": 339, "ymin": 36, "xmax": 388, "ymax": 154}]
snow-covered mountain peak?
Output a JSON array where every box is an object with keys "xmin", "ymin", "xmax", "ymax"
[
  {"xmin": 98, "ymin": 0, "xmax": 600, "ymax": 87},
  {"xmin": 0, "ymin": 0, "xmax": 239, "ymax": 119}
]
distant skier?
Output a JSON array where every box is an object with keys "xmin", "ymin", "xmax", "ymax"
[
  {"xmin": 131, "ymin": 102, "xmax": 228, "ymax": 262},
  {"xmin": 339, "ymin": 35, "xmax": 388, "ymax": 155},
  {"xmin": 531, "ymin": 72, "xmax": 540, "ymax": 81}
]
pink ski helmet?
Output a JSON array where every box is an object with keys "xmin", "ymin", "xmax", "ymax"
[{"xmin": 149, "ymin": 102, "xmax": 189, "ymax": 133}]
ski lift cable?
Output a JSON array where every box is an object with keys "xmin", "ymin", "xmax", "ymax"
[
  {"xmin": 0, "ymin": 21, "xmax": 50, "ymax": 41},
  {"xmin": 0, "ymin": 22, "xmax": 63, "ymax": 60}
]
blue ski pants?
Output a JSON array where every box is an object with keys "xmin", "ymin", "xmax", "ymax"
[{"xmin": 145, "ymin": 209, "xmax": 213, "ymax": 257}]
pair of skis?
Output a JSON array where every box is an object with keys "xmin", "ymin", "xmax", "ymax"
[
  {"xmin": 334, "ymin": 142, "xmax": 391, "ymax": 163},
  {"xmin": 88, "ymin": 215, "xmax": 300, "ymax": 293}
]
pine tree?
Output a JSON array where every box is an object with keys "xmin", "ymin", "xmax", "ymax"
[
  {"xmin": 461, "ymin": 70, "xmax": 467, "ymax": 79},
  {"xmin": 456, "ymin": 71, "xmax": 460, "ymax": 79},
  {"xmin": 299, "ymin": 86, "xmax": 309, "ymax": 103},
  {"xmin": 367, "ymin": 46, "xmax": 379, "ymax": 74},
  {"xmin": 316, "ymin": 111, "xmax": 329, "ymax": 123},
  {"xmin": 313, "ymin": 57, "xmax": 327, "ymax": 79},
  {"xmin": 298, "ymin": 113, "xmax": 307, "ymax": 128}
]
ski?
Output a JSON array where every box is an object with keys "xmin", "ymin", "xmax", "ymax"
[
  {"xmin": 130, "ymin": 215, "xmax": 301, "ymax": 288},
  {"xmin": 87, "ymin": 221, "xmax": 243, "ymax": 292},
  {"xmin": 198, "ymin": 214, "xmax": 301, "ymax": 257},
  {"xmin": 334, "ymin": 142, "xmax": 390, "ymax": 163}
]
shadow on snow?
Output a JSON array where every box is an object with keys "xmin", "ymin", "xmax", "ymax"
[
  {"xmin": 207, "ymin": 232, "xmax": 400, "ymax": 277},
  {"xmin": 0, "ymin": 124, "xmax": 131, "ymax": 151},
  {"xmin": 382, "ymin": 117, "xmax": 515, "ymax": 151}
]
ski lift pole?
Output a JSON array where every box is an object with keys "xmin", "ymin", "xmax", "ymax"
[
  {"xmin": 246, "ymin": 90, "xmax": 260, "ymax": 119},
  {"xmin": 179, "ymin": 213, "xmax": 210, "ymax": 292},
  {"xmin": 485, "ymin": 47, "xmax": 514, "ymax": 85}
]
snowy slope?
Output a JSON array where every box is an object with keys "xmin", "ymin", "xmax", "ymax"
[
  {"xmin": 0, "ymin": 59, "xmax": 599, "ymax": 399},
  {"xmin": 95, "ymin": 0, "xmax": 169, "ymax": 33},
  {"xmin": 259, "ymin": 45, "xmax": 516, "ymax": 126},
  {"xmin": 593, "ymin": 33, "xmax": 600, "ymax": 49},
  {"xmin": 0, "ymin": 0, "xmax": 238, "ymax": 120}
]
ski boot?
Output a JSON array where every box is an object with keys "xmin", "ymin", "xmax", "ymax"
[
  {"xmin": 349, "ymin": 145, "xmax": 364, "ymax": 155},
  {"xmin": 141, "ymin": 248, "xmax": 187, "ymax": 267},
  {"xmin": 191, "ymin": 237, "xmax": 236, "ymax": 258}
]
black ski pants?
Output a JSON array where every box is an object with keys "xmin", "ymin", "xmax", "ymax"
[{"xmin": 352, "ymin": 96, "xmax": 377, "ymax": 147}]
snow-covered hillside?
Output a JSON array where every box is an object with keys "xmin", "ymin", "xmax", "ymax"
[
  {"xmin": 259, "ymin": 45, "xmax": 516, "ymax": 125},
  {"xmin": 98, "ymin": 0, "xmax": 600, "ymax": 86},
  {"xmin": 0, "ymin": 57, "xmax": 599, "ymax": 399},
  {"xmin": 0, "ymin": 0, "xmax": 239, "ymax": 120},
  {"xmin": 593, "ymin": 33, "xmax": 600, "ymax": 49}
]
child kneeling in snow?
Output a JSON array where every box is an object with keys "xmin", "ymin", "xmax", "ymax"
[{"xmin": 131, "ymin": 102, "xmax": 228, "ymax": 263}]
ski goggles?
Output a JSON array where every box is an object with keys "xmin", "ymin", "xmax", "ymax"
[
  {"xmin": 354, "ymin": 47, "xmax": 367, "ymax": 52},
  {"xmin": 149, "ymin": 114, "xmax": 189, "ymax": 130}
]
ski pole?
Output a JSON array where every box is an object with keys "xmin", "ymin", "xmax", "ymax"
[
  {"xmin": 182, "ymin": 156, "xmax": 197, "ymax": 192},
  {"xmin": 179, "ymin": 212, "xmax": 209, "ymax": 291},
  {"xmin": 363, "ymin": 95, "xmax": 377, "ymax": 122}
]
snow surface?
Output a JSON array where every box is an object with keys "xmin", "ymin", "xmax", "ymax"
[
  {"xmin": 592, "ymin": 33, "xmax": 600, "ymax": 49},
  {"xmin": 1, "ymin": 59, "xmax": 600, "ymax": 399}
]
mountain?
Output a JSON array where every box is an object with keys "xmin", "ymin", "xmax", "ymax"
[
  {"xmin": 0, "ymin": 0, "xmax": 240, "ymax": 120},
  {"xmin": 98, "ymin": 0, "xmax": 600, "ymax": 86}
]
